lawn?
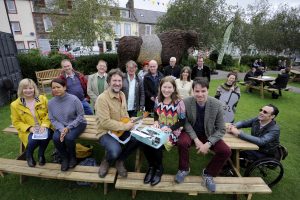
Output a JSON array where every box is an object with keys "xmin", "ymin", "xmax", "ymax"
[{"xmin": 0, "ymin": 79, "xmax": 299, "ymax": 200}]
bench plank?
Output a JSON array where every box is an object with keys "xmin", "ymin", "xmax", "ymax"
[
  {"xmin": 116, "ymin": 172, "xmax": 271, "ymax": 194},
  {"xmin": 0, "ymin": 158, "xmax": 116, "ymax": 183}
]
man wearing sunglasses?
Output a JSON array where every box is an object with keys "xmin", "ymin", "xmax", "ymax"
[{"xmin": 227, "ymin": 104, "xmax": 280, "ymax": 160}]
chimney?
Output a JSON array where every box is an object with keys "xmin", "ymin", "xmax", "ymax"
[{"xmin": 126, "ymin": 0, "xmax": 134, "ymax": 10}]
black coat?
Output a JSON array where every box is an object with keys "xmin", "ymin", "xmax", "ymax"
[
  {"xmin": 163, "ymin": 65, "xmax": 181, "ymax": 78},
  {"xmin": 143, "ymin": 72, "xmax": 164, "ymax": 112},
  {"xmin": 191, "ymin": 65, "xmax": 211, "ymax": 82}
]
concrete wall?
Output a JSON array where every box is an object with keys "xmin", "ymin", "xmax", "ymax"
[{"xmin": 0, "ymin": 1, "xmax": 11, "ymax": 33}]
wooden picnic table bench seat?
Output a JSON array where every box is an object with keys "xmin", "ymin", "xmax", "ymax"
[
  {"xmin": 0, "ymin": 158, "xmax": 116, "ymax": 194},
  {"xmin": 115, "ymin": 172, "xmax": 271, "ymax": 200},
  {"xmin": 2, "ymin": 115, "xmax": 102, "ymax": 142},
  {"xmin": 35, "ymin": 69, "xmax": 62, "ymax": 93}
]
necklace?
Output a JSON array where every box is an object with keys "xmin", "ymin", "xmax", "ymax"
[{"xmin": 181, "ymin": 80, "xmax": 187, "ymax": 88}]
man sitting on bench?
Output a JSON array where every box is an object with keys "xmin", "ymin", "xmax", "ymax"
[
  {"xmin": 95, "ymin": 69, "xmax": 139, "ymax": 178},
  {"xmin": 227, "ymin": 104, "xmax": 280, "ymax": 162},
  {"xmin": 176, "ymin": 78, "xmax": 231, "ymax": 192}
]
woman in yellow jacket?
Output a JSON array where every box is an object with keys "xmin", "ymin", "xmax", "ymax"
[{"xmin": 11, "ymin": 78, "xmax": 52, "ymax": 167}]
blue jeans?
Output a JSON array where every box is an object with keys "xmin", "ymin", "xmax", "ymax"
[
  {"xmin": 53, "ymin": 122, "xmax": 87, "ymax": 159},
  {"xmin": 26, "ymin": 129, "xmax": 53, "ymax": 158},
  {"xmin": 99, "ymin": 133, "xmax": 139, "ymax": 164},
  {"xmin": 82, "ymin": 99, "xmax": 93, "ymax": 115}
]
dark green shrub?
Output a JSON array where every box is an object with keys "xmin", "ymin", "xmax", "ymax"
[
  {"xmin": 180, "ymin": 55, "xmax": 197, "ymax": 68},
  {"xmin": 222, "ymin": 54, "xmax": 234, "ymax": 67},
  {"xmin": 209, "ymin": 50, "xmax": 219, "ymax": 63}
]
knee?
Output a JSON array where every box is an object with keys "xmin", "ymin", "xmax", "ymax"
[
  {"xmin": 222, "ymin": 146, "xmax": 232, "ymax": 158},
  {"xmin": 177, "ymin": 133, "xmax": 191, "ymax": 148},
  {"xmin": 64, "ymin": 134, "xmax": 75, "ymax": 144},
  {"xmin": 107, "ymin": 147, "xmax": 122, "ymax": 161}
]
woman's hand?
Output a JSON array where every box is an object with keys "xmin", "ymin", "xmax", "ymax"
[
  {"xmin": 60, "ymin": 128, "xmax": 69, "ymax": 142},
  {"xmin": 152, "ymin": 121, "xmax": 160, "ymax": 129},
  {"xmin": 161, "ymin": 126, "xmax": 172, "ymax": 133},
  {"xmin": 39, "ymin": 126, "xmax": 46, "ymax": 133}
]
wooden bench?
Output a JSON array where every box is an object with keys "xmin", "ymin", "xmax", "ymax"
[
  {"xmin": 1, "ymin": 115, "xmax": 117, "ymax": 194},
  {"xmin": 0, "ymin": 158, "xmax": 116, "ymax": 194},
  {"xmin": 35, "ymin": 69, "xmax": 62, "ymax": 93},
  {"xmin": 115, "ymin": 172, "xmax": 271, "ymax": 200}
]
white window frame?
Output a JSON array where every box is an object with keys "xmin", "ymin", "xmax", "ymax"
[
  {"xmin": 11, "ymin": 21, "xmax": 21, "ymax": 34},
  {"xmin": 6, "ymin": 0, "xmax": 17, "ymax": 14},
  {"xmin": 114, "ymin": 23, "xmax": 121, "ymax": 37},
  {"xmin": 145, "ymin": 25, "xmax": 152, "ymax": 35},
  {"xmin": 124, "ymin": 23, "xmax": 131, "ymax": 36},
  {"xmin": 16, "ymin": 41, "xmax": 25, "ymax": 49},
  {"xmin": 43, "ymin": 16, "xmax": 53, "ymax": 32}
]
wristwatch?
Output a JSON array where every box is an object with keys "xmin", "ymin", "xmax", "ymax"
[{"xmin": 207, "ymin": 141, "xmax": 213, "ymax": 147}]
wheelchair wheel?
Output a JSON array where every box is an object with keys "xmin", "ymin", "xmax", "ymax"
[{"xmin": 244, "ymin": 158, "xmax": 284, "ymax": 188}]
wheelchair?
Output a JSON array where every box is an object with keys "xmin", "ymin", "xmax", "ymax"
[{"xmin": 242, "ymin": 145, "xmax": 288, "ymax": 188}]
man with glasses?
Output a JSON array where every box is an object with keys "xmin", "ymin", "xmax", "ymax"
[
  {"xmin": 227, "ymin": 104, "xmax": 280, "ymax": 160},
  {"xmin": 163, "ymin": 57, "xmax": 181, "ymax": 78}
]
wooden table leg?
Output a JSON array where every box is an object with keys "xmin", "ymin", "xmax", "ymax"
[
  {"xmin": 132, "ymin": 149, "xmax": 142, "ymax": 199},
  {"xmin": 260, "ymin": 82, "xmax": 264, "ymax": 99}
]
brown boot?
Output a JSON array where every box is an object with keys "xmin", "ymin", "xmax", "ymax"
[
  {"xmin": 115, "ymin": 160, "xmax": 127, "ymax": 177},
  {"xmin": 98, "ymin": 159, "xmax": 109, "ymax": 178}
]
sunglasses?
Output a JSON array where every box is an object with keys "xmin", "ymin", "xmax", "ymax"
[{"xmin": 259, "ymin": 108, "xmax": 271, "ymax": 115}]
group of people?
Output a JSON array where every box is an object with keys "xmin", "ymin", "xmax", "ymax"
[{"xmin": 10, "ymin": 56, "xmax": 281, "ymax": 193}]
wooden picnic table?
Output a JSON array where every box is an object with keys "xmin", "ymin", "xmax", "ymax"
[
  {"xmin": 290, "ymin": 69, "xmax": 300, "ymax": 82},
  {"xmin": 136, "ymin": 117, "xmax": 258, "ymax": 176},
  {"xmin": 249, "ymin": 76, "xmax": 275, "ymax": 98}
]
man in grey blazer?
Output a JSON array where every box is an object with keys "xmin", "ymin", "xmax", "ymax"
[
  {"xmin": 87, "ymin": 60, "xmax": 108, "ymax": 110},
  {"xmin": 175, "ymin": 78, "xmax": 231, "ymax": 192}
]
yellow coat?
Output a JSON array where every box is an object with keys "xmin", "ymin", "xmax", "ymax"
[{"xmin": 10, "ymin": 95, "xmax": 52, "ymax": 147}]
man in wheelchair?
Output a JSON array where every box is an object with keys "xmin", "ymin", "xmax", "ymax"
[{"xmin": 226, "ymin": 104, "xmax": 280, "ymax": 164}]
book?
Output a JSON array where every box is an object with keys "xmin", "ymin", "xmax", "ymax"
[{"xmin": 32, "ymin": 128, "xmax": 48, "ymax": 140}]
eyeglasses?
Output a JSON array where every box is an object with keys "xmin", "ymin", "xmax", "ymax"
[{"xmin": 259, "ymin": 108, "xmax": 271, "ymax": 115}]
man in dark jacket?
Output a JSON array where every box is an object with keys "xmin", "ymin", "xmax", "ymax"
[
  {"xmin": 163, "ymin": 57, "xmax": 181, "ymax": 78},
  {"xmin": 143, "ymin": 60, "xmax": 164, "ymax": 112},
  {"xmin": 191, "ymin": 57, "xmax": 211, "ymax": 81},
  {"xmin": 59, "ymin": 59, "xmax": 93, "ymax": 115},
  {"xmin": 122, "ymin": 60, "xmax": 145, "ymax": 117},
  {"xmin": 227, "ymin": 104, "xmax": 280, "ymax": 159}
]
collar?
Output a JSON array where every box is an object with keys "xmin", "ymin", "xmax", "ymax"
[
  {"xmin": 20, "ymin": 96, "xmax": 40, "ymax": 107},
  {"xmin": 108, "ymin": 88, "xmax": 121, "ymax": 99},
  {"xmin": 97, "ymin": 72, "xmax": 106, "ymax": 78},
  {"xmin": 127, "ymin": 73, "xmax": 136, "ymax": 81},
  {"xmin": 65, "ymin": 71, "xmax": 75, "ymax": 78}
]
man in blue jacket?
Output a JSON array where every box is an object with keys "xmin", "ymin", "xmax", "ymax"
[{"xmin": 227, "ymin": 104, "xmax": 280, "ymax": 160}]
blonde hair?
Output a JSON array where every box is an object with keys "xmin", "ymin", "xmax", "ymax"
[{"xmin": 17, "ymin": 78, "xmax": 39, "ymax": 98}]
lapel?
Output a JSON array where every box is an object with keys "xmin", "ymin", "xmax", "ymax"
[
  {"xmin": 190, "ymin": 97, "xmax": 197, "ymax": 125},
  {"xmin": 92, "ymin": 73, "xmax": 100, "ymax": 95},
  {"xmin": 204, "ymin": 98, "xmax": 211, "ymax": 130}
]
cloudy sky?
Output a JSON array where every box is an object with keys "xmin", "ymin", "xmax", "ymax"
[{"xmin": 119, "ymin": 0, "xmax": 300, "ymax": 12}]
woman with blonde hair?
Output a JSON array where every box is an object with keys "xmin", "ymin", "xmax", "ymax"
[
  {"xmin": 175, "ymin": 66, "xmax": 193, "ymax": 99},
  {"xmin": 11, "ymin": 78, "xmax": 52, "ymax": 167}
]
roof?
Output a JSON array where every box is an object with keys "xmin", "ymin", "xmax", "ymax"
[{"xmin": 133, "ymin": 9, "xmax": 165, "ymax": 24}]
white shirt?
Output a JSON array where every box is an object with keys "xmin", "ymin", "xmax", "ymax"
[{"xmin": 127, "ymin": 75, "xmax": 136, "ymax": 111}]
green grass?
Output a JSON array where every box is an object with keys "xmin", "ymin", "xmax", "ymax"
[{"xmin": 1, "ymin": 79, "xmax": 300, "ymax": 200}]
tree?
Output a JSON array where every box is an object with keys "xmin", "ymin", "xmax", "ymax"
[
  {"xmin": 47, "ymin": 0, "xmax": 119, "ymax": 47},
  {"xmin": 156, "ymin": 0, "xmax": 232, "ymax": 50}
]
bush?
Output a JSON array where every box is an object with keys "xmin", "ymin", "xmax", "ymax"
[
  {"xmin": 180, "ymin": 55, "xmax": 197, "ymax": 68},
  {"xmin": 209, "ymin": 50, "xmax": 219, "ymax": 63},
  {"xmin": 17, "ymin": 51, "xmax": 119, "ymax": 81}
]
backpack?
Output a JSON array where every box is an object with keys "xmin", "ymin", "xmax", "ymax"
[{"xmin": 76, "ymin": 158, "xmax": 97, "ymax": 186}]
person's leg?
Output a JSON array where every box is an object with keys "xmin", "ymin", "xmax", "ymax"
[
  {"xmin": 98, "ymin": 134, "xmax": 122, "ymax": 177},
  {"xmin": 64, "ymin": 122, "xmax": 87, "ymax": 168},
  {"xmin": 53, "ymin": 129, "xmax": 69, "ymax": 171},
  {"xmin": 37, "ymin": 129, "xmax": 53, "ymax": 165},
  {"xmin": 177, "ymin": 131, "xmax": 193, "ymax": 171},
  {"xmin": 26, "ymin": 133, "xmax": 39, "ymax": 167},
  {"xmin": 204, "ymin": 139, "xmax": 231, "ymax": 177},
  {"xmin": 81, "ymin": 99, "xmax": 93, "ymax": 115}
]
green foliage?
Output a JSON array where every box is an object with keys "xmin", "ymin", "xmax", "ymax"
[
  {"xmin": 209, "ymin": 50, "xmax": 219, "ymax": 63},
  {"xmin": 240, "ymin": 55, "xmax": 290, "ymax": 70},
  {"xmin": 180, "ymin": 55, "xmax": 197, "ymax": 67},
  {"xmin": 221, "ymin": 54, "xmax": 234, "ymax": 67},
  {"xmin": 17, "ymin": 52, "xmax": 118, "ymax": 81},
  {"xmin": 204, "ymin": 58, "xmax": 216, "ymax": 71},
  {"xmin": 49, "ymin": 0, "xmax": 119, "ymax": 47}
]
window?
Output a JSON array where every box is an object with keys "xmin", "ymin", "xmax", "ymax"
[
  {"xmin": 11, "ymin": 21, "xmax": 21, "ymax": 34},
  {"xmin": 43, "ymin": 16, "xmax": 53, "ymax": 32},
  {"xmin": 145, "ymin": 25, "xmax": 152, "ymax": 35},
  {"xmin": 124, "ymin": 23, "xmax": 131, "ymax": 36},
  {"xmin": 15, "ymin": 41, "xmax": 25, "ymax": 49},
  {"xmin": 5, "ymin": 0, "xmax": 17, "ymax": 14},
  {"xmin": 120, "ymin": 10, "xmax": 129, "ymax": 18},
  {"xmin": 114, "ymin": 24, "xmax": 121, "ymax": 36}
]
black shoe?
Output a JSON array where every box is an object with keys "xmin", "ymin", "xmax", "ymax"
[
  {"xmin": 150, "ymin": 168, "xmax": 163, "ymax": 186},
  {"xmin": 61, "ymin": 158, "xmax": 69, "ymax": 171},
  {"xmin": 144, "ymin": 167, "xmax": 155, "ymax": 184},
  {"xmin": 27, "ymin": 156, "xmax": 36, "ymax": 167},
  {"xmin": 38, "ymin": 156, "xmax": 46, "ymax": 166},
  {"xmin": 69, "ymin": 157, "xmax": 77, "ymax": 169}
]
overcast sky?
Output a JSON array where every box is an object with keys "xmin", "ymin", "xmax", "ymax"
[{"xmin": 119, "ymin": 0, "xmax": 300, "ymax": 12}]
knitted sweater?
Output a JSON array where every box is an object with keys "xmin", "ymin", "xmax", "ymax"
[{"xmin": 48, "ymin": 93, "xmax": 86, "ymax": 132}]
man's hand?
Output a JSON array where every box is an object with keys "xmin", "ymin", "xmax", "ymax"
[
  {"xmin": 125, "ymin": 122, "xmax": 135, "ymax": 131},
  {"xmin": 200, "ymin": 142, "xmax": 211, "ymax": 155},
  {"xmin": 226, "ymin": 124, "xmax": 240, "ymax": 137},
  {"xmin": 194, "ymin": 138, "xmax": 204, "ymax": 154}
]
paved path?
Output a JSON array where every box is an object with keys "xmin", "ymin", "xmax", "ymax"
[{"xmin": 212, "ymin": 70, "xmax": 300, "ymax": 94}]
